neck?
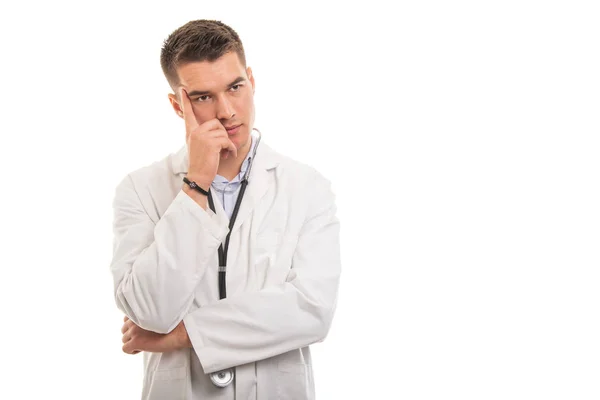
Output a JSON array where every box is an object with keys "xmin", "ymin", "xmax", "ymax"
[{"xmin": 217, "ymin": 140, "xmax": 252, "ymax": 181}]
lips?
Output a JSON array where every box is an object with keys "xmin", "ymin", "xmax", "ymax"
[{"xmin": 225, "ymin": 124, "xmax": 241, "ymax": 135}]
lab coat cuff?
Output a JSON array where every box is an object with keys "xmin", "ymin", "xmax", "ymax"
[
  {"xmin": 182, "ymin": 314, "xmax": 215, "ymax": 374},
  {"xmin": 171, "ymin": 190, "xmax": 229, "ymax": 241}
]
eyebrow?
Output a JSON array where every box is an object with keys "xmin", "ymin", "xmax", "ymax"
[{"xmin": 187, "ymin": 77, "xmax": 246, "ymax": 97}]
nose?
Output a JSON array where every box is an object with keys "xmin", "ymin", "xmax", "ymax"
[{"xmin": 216, "ymin": 95, "xmax": 235, "ymax": 120}]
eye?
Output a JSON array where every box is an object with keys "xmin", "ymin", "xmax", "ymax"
[
  {"xmin": 196, "ymin": 95, "xmax": 211, "ymax": 102},
  {"xmin": 230, "ymin": 84, "xmax": 243, "ymax": 92}
]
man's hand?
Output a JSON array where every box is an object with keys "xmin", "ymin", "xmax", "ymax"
[
  {"xmin": 180, "ymin": 87, "xmax": 237, "ymax": 189},
  {"xmin": 121, "ymin": 316, "xmax": 192, "ymax": 355}
]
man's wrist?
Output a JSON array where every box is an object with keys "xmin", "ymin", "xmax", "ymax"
[
  {"xmin": 182, "ymin": 183, "xmax": 209, "ymax": 209},
  {"xmin": 185, "ymin": 174, "xmax": 212, "ymax": 191},
  {"xmin": 183, "ymin": 178, "xmax": 209, "ymax": 196},
  {"xmin": 182, "ymin": 175, "xmax": 212, "ymax": 208},
  {"xmin": 174, "ymin": 321, "xmax": 192, "ymax": 349}
]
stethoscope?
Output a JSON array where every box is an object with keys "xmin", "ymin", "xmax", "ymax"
[{"xmin": 206, "ymin": 128, "xmax": 262, "ymax": 388}]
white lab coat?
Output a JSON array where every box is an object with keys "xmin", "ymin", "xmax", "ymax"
[{"xmin": 110, "ymin": 140, "xmax": 341, "ymax": 399}]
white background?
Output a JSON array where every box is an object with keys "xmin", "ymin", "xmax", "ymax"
[{"xmin": 0, "ymin": 1, "xmax": 599, "ymax": 399}]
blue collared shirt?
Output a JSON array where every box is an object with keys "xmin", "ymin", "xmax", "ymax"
[{"xmin": 210, "ymin": 136, "xmax": 256, "ymax": 220}]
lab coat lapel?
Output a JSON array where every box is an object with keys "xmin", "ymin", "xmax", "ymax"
[
  {"xmin": 207, "ymin": 189, "xmax": 229, "ymax": 224},
  {"xmin": 229, "ymin": 142, "xmax": 277, "ymax": 235}
]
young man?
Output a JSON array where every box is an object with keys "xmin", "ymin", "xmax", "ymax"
[{"xmin": 110, "ymin": 20, "xmax": 341, "ymax": 399}]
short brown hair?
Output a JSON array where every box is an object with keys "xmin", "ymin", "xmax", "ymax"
[{"xmin": 160, "ymin": 19, "xmax": 246, "ymax": 89}]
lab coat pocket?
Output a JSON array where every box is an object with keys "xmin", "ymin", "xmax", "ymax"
[
  {"xmin": 254, "ymin": 232, "xmax": 281, "ymax": 250},
  {"xmin": 147, "ymin": 366, "xmax": 187, "ymax": 400},
  {"xmin": 252, "ymin": 232, "xmax": 300, "ymax": 288},
  {"xmin": 153, "ymin": 366, "xmax": 187, "ymax": 380},
  {"xmin": 277, "ymin": 362, "xmax": 312, "ymax": 400},
  {"xmin": 253, "ymin": 232, "xmax": 280, "ymax": 264}
]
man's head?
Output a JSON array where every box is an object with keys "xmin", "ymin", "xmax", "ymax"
[{"xmin": 161, "ymin": 20, "xmax": 255, "ymax": 152}]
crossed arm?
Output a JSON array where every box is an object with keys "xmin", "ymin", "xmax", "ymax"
[{"xmin": 112, "ymin": 172, "xmax": 340, "ymax": 373}]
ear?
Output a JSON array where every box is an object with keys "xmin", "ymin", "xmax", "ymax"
[
  {"xmin": 168, "ymin": 93, "xmax": 184, "ymax": 118},
  {"xmin": 246, "ymin": 67, "xmax": 255, "ymax": 94}
]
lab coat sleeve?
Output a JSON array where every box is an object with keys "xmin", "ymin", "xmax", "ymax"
[
  {"xmin": 182, "ymin": 172, "xmax": 341, "ymax": 374},
  {"xmin": 110, "ymin": 174, "xmax": 230, "ymax": 334}
]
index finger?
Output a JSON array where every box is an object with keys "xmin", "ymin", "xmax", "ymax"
[{"xmin": 179, "ymin": 88, "xmax": 199, "ymax": 130}]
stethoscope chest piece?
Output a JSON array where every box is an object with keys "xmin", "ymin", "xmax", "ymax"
[{"xmin": 210, "ymin": 368, "xmax": 234, "ymax": 387}]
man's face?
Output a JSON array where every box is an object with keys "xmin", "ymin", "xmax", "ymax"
[{"xmin": 169, "ymin": 51, "xmax": 256, "ymax": 152}]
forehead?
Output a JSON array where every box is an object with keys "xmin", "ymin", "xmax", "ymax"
[{"xmin": 176, "ymin": 51, "xmax": 246, "ymax": 91}]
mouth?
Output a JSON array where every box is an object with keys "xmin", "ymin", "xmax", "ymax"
[{"xmin": 224, "ymin": 124, "xmax": 242, "ymax": 135}]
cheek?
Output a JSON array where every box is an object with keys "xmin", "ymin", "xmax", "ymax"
[
  {"xmin": 191, "ymin": 105, "xmax": 214, "ymax": 123},
  {"xmin": 237, "ymin": 92, "xmax": 254, "ymax": 111}
]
